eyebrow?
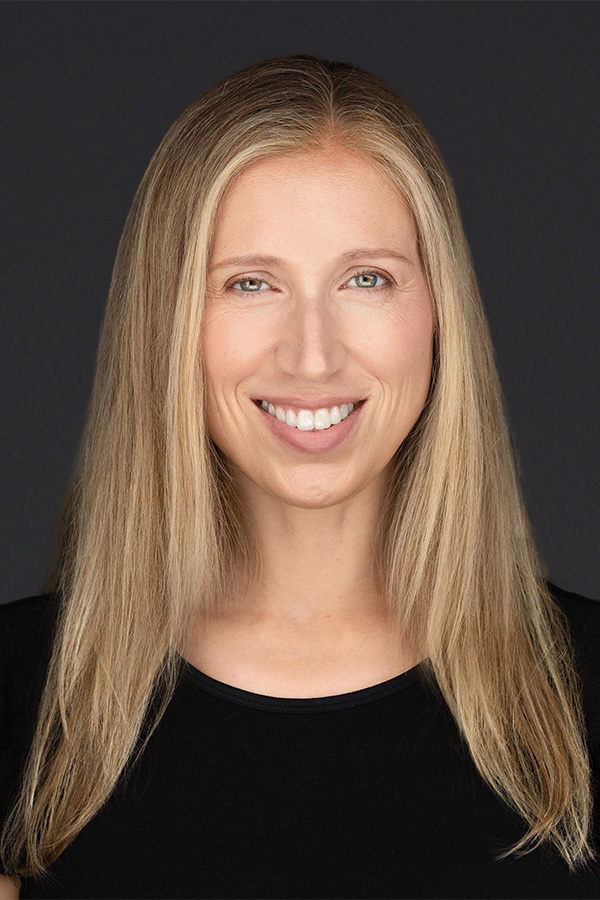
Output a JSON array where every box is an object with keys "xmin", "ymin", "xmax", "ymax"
[{"xmin": 208, "ymin": 248, "xmax": 416, "ymax": 271}]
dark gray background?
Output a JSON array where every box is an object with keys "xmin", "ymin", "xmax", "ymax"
[{"xmin": 1, "ymin": 1, "xmax": 598, "ymax": 604}]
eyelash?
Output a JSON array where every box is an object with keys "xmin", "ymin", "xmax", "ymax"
[
  {"xmin": 348, "ymin": 268, "xmax": 391, "ymax": 290},
  {"xmin": 225, "ymin": 268, "xmax": 392, "ymax": 293}
]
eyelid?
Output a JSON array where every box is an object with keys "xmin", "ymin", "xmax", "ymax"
[
  {"xmin": 345, "ymin": 267, "xmax": 393, "ymax": 288},
  {"xmin": 223, "ymin": 266, "xmax": 394, "ymax": 292},
  {"xmin": 225, "ymin": 272, "xmax": 279, "ymax": 291}
]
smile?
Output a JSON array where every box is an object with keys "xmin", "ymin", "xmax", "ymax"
[{"xmin": 255, "ymin": 399, "xmax": 360, "ymax": 431}]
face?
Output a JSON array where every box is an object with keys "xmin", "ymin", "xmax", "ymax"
[{"xmin": 203, "ymin": 147, "xmax": 433, "ymax": 510}]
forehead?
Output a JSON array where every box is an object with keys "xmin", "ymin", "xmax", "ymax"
[{"xmin": 210, "ymin": 148, "xmax": 417, "ymax": 262}]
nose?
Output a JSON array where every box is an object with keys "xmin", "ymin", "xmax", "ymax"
[{"xmin": 273, "ymin": 293, "xmax": 347, "ymax": 383}]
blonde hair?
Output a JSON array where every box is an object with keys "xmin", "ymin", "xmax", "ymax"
[{"xmin": 1, "ymin": 54, "xmax": 592, "ymax": 880}]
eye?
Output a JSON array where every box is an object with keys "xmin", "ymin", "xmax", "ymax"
[
  {"xmin": 347, "ymin": 270, "xmax": 390, "ymax": 290},
  {"xmin": 227, "ymin": 277, "xmax": 269, "ymax": 293}
]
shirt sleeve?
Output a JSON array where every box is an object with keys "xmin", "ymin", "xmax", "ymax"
[
  {"xmin": 0, "ymin": 595, "xmax": 58, "ymax": 874},
  {"xmin": 549, "ymin": 583, "xmax": 600, "ymax": 862}
]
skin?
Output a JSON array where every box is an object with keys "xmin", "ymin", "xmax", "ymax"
[
  {"xmin": 3, "ymin": 144, "xmax": 583, "ymax": 897},
  {"xmin": 0, "ymin": 877, "xmax": 19, "ymax": 899},
  {"xmin": 186, "ymin": 146, "xmax": 434, "ymax": 697},
  {"xmin": 0, "ymin": 149, "xmax": 433, "ymax": 897}
]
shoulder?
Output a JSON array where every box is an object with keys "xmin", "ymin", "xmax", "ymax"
[
  {"xmin": 548, "ymin": 582, "xmax": 600, "ymax": 738},
  {"xmin": 0, "ymin": 594, "xmax": 60, "ymax": 723},
  {"xmin": 548, "ymin": 582, "xmax": 600, "ymax": 662},
  {"xmin": 549, "ymin": 581, "xmax": 600, "ymax": 629},
  {"xmin": 0, "ymin": 592, "xmax": 60, "ymax": 629},
  {"xmin": 0, "ymin": 595, "xmax": 61, "ymax": 836},
  {"xmin": 0, "ymin": 593, "xmax": 60, "ymax": 667}
]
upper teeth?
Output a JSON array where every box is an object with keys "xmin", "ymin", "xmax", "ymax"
[{"xmin": 259, "ymin": 400, "xmax": 355, "ymax": 431}]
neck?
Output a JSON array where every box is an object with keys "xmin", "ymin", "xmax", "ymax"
[
  {"xmin": 231, "ymin": 468, "xmax": 390, "ymax": 628},
  {"xmin": 182, "ymin": 465, "xmax": 421, "ymax": 692}
]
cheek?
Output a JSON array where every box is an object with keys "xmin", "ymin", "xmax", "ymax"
[
  {"xmin": 202, "ymin": 311, "xmax": 268, "ymax": 398},
  {"xmin": 361, "ymin": 300, "xmax": 434, "ymax": 396},
  {"xmin": 201, "ymin": 311, "xmax": 280, "ymax": 453}
]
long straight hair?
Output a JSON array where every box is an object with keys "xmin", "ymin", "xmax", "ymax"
[{"xmin": 1, "ymin": 55, "xmax": 592, "ymax": 879}]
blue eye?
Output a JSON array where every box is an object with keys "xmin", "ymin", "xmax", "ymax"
[{"xmin": 349, "ymin": 271, "xmax": 388, "ymax": 289}]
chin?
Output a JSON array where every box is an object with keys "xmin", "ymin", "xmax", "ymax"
[{"xmin": 262, "ymin": 470, "xmax": 369, "ymax": 511}]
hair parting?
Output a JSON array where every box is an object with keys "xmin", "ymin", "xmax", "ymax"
[{"xmin": 1, "ymin": 54, "xmax": 593, "ymax": 879}]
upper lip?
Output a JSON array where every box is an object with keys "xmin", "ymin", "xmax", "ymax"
[{"xmin": 254, "ymin": 397, "xmax": 364, "ymax": 411}]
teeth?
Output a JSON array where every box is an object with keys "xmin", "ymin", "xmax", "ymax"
[
  {"xmin": 314, "ymin": 408, "xmax": 331, "ymax": 430},
  {"xmin": 296, "ymin": 409, "xmax": 315, "ymax": 431},
  {"xmin": 257, "ymin": 400, "xmax": 359, "ymax": 431}
]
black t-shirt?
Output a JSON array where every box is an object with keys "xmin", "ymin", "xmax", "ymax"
[{"xmin": 1, "ymin": 585, "xmax": 599, "ymax": 899}]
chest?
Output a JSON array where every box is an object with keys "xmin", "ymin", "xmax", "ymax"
[
  {"xmin": 20, "ymin": 679, "xmax": 599, "ymax": 899},
  {"xmin": 183, "ymin": 615, "xmax": 419, "ymax": 698}
]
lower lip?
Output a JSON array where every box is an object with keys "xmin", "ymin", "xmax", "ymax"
[{"xmin": 255, "ymin": 401, "xmax": 365, "ymax": 454}]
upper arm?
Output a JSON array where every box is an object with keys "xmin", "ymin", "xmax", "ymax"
[{"xmin": 0, "ymin": 597, "xmax": 57, "ymax": 900}]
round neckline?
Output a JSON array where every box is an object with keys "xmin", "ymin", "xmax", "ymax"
[{"xmin": 179, "ymin": 657, "xmax": 425, "ymax": 713}]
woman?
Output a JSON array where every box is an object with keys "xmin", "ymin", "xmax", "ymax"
[{"xmin": 1, "ymin": 55, "xmax": 598, "ymax": 899}]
